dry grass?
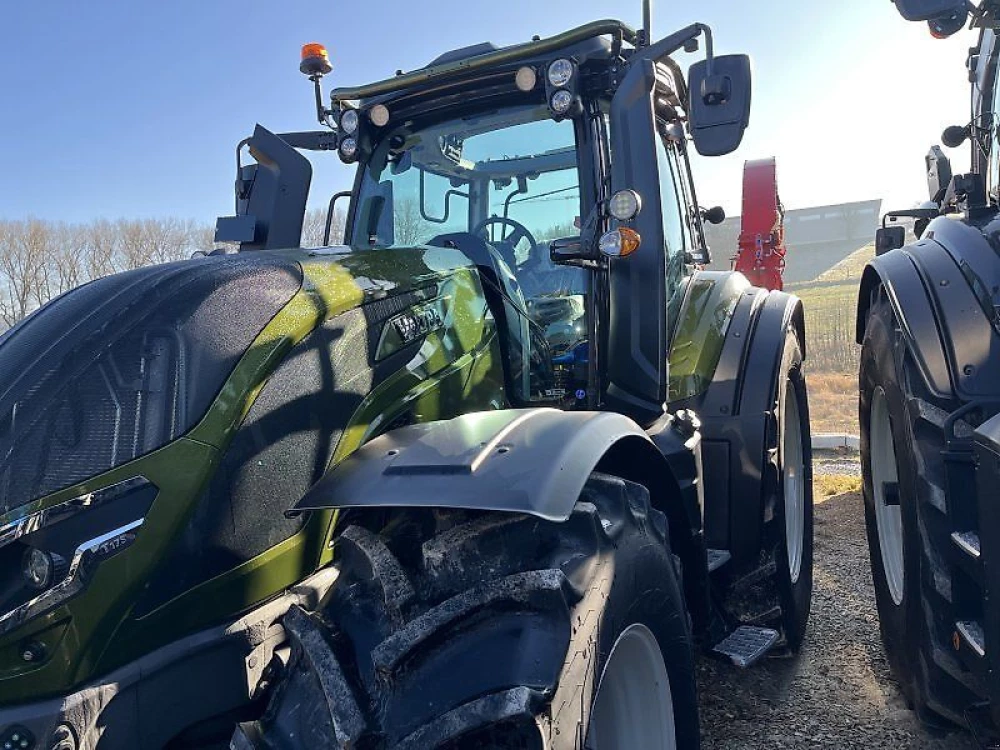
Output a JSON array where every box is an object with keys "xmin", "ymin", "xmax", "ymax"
[
  {"xmin": 810, "ymin": 244, "xmax": 875, "ymax": 284},
  {"xmin": 814, "ymin": 473, "xmax": 862, "ymax": 500},
  {"xmin": 790, "ymin": 278, "xmax": 861, "ymax": 435},
  {"xmin": 808, "ymin": 372, "xmax": 859, "ymax": 436}
]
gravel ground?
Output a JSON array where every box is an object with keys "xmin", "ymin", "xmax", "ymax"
[{"xmin": 696, "ymin": 490, "xmax": 976, "ymax": 749}]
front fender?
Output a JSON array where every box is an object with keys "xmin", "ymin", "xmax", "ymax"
[{"xmin": 290, "ymin": 408, "xmax": 666, "ymax": 523}]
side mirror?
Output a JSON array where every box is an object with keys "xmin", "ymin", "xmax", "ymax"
[
  {"xmin": 688, "ymin": 54, "xmax": 752, "ymax": 157},
  {"xmin": 926, "ymin": 145, "xmax": 953, "ymax": 203},
  {"xmin": 703, "ymin": 206, "xmax": 726, "ymax": 225},
  {"xmin": 891, "ymin": 0, "xmax": 967, "ymax": 21},
  {"xmin": 875, "ymin": 226, "xmax": 906, "ymax": 256}
]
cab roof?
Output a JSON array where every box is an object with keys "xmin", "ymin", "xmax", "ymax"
[{"xmin": 329, "ymin": 19, "xmax": 638, "ymax": 105}]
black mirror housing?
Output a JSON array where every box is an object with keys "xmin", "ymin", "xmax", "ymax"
[
  {"xmin": 688, "ymin": 54, "xmax": 752, "ymax": 157},
  {"xmin": 703, "ymin": 206, "xmax": 726, "ymax": 225},
  {"xmin": 926, "ymin": 145, "xmax": 953, "ymax": 203},
  {"xmin": 892, "ymin": 0, "xmax": 967, "ymax": 21},
  {"xmin": 875, "ymin": 226, "xmax": 906, "ymax": 256}
]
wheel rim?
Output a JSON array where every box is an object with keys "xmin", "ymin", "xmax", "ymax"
[
  {"xmin": 587, "ymin": 623, "xmax": 677, "ymax": 750},
  {"xmin": 871, "ymin": 386, "xmax": 904, "ymax": 605},
  {"xmin": 783, "ymin": 379, "xmax": 806, "ymax": 584}
]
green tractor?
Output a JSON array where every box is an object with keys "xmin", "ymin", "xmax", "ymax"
[{"xmin": 0, "ymin": 6, "xmax": 813, "ymax": 749}]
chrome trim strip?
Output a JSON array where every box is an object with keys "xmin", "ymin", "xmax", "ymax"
[
  {"xmin": 0, "ymin": 476, "xmax": 150, "ymax": 551},
  {"xmin": 0, "ymin": 518, "xmax": 145, "ymax": 638}
]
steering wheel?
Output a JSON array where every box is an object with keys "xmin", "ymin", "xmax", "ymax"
[{"xmin": 472, "ymin": 216, "xmax": 539, "ymax": 269}]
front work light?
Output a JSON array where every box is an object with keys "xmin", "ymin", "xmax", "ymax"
[
  {"xmin": 599, "ymin": 228, "xmax": 642, "ymax": 258},
  {"xmin": 340, "ymin": 109, "xmax": 359, "ymax": 135},
  {"xmin": 609, "ymin": 190, "xmax": 643, "ymax": 222},
  {"xmin": 515, "ymin": 66, "xmax": 538, "ymax": 92},
  {"xmin": 547, "ymin": 59, "xmax": 575, "ymax": 88},
  {"xmin": 550, "ymin": 90, "xmax": 574, "ymax": 115},
  {"xmin": 369, "ymin": 104, "xmax": 390, "ymax": 127},
  {"xmin": 339, "ymin": 137, "xmax": 359, "ymax": 162},
  {"xmin": 300, "ymin": 43, "xmax": 333, "ymax": 77}
]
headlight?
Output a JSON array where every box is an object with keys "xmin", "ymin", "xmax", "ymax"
[
  {"xmin": 339, "ymin": 109, "xmax": 359, "ymax": 135},
  {"xmin": 0, "ymin": 477, "xmax": 154, "ymax": 638},
  {"xmin": 547, "ymin": 59, "xmax": 575, "ymax": 88},
  {"xmin": 22, "ymin": 548, "xmax": 65, "ymax": 590},
  {"xmin": 550, "ymin": 90, "xmax": 574, "ymax": 115}
]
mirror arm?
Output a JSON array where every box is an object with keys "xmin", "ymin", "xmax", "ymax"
[{"xmin": 629, "ymin": 23, "xmax": 714, "ymax": 73}]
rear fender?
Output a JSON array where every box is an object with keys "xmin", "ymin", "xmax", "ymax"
[
  {"xmin": 674, "ymin": 285, "xmax": 804, "ymax": 566},
  {"xmin": 856, "ymin": 245, "xmax": 954, "ymax": 400}
]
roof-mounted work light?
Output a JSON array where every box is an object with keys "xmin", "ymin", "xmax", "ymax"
[{"xmin": 544, "ymin": 58, "xmax": 582, "ymax": 121}]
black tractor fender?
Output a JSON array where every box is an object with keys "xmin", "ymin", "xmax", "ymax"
[
  {"xmin": 856, "ymin": 245, "xmax": 953, "ymax": 400},
  {"xmin": 674, "ymin": 286, "xmax": 805, "ymax": 567},
  {"xmin": 290, "ymin": 407, "xmax": 709, "ymax": 618},
  {"xmin": 856, "ymin": 228, "xmax": 1000, "ymax": 403}
]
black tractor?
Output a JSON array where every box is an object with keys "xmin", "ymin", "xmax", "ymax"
[{"xmin": 858, "ymin": 0, "xmax": 1000, "ymax": 742}]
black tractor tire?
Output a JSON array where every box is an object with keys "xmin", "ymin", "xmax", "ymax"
[
  {"xmin": 726, "ymin": 328, "xmax": 814, "ymax": 652},
  {"xmin": 773, "ymin": 329, "xmax": 814, "ymax": 651},
  {"xmin": 860, "ymin": 289, "xmax": 978, "ymax": 726},
  {"xmin": 234, "ymin": 473, "xmax": 699, "ymax": 749}
]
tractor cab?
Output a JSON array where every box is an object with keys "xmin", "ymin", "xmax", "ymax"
[{"xmin": 217, "ymin": 19, "xmax": 752, "ymax": 424}]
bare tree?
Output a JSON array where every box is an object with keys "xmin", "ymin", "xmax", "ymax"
[
  {"xmin": 301, "ymin": 206, "xmax": 348, "ymax": 247},
  {"xmin": 394, "ymin": 199, "xmax": 424, "ymax": 246},
  {"xmin": 84, "ymin": 218, "xmax": 121, "ymax": 278},
  {"xmin": 37, "ymin": 223, "xmax": 88, "ymax": 304},
  {"xmin": 0, "ymin": 219, "xmax": 51, "ymax": 326}
]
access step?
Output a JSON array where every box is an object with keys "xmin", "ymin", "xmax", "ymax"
[
  {"xmin": 707, "ymin": 548, "xmax": 731, "ymax": 572},
  {"xmin": 712, "ymin": 625, "xmax": 780, "ymax": 668}
]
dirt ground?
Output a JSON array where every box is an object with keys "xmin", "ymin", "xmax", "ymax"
[{"xmin": 696, "ymin": 490, "xmax": 976, "ymax": 749}]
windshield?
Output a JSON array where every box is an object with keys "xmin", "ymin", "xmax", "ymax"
[{"xmin": 350, "ymin": 103, "xmax": 591, "ymax": 406}]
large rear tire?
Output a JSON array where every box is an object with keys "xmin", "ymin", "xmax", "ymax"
[
  {"xmin": 860, "ymin": 290, "xmax": 978, "ymax": 726},
  {"xmin": 234, "ymin": 473, "xmax": 699, "ymax": 749},
  {"xmin": 774, "ymin": 329, "xmax": 814, "ymax": 650},
  {"xmin": 730, "ymin": 329, "xmax": 814, "ymax": 652}
]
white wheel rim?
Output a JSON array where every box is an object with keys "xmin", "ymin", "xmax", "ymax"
[
  {"xmin": 587, "ymin": 623, "xmax": 677, "ymax": 750},
  {"xmin": 783, "ymin": 381, "xmax": 806, "ymax": 584},
  {"xmin": 871, "ymin": 387, "xmax": 905, "ymax": 605}
]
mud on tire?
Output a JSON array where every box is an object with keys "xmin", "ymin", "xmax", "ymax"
[{"xmin": 233, "ymin": 473, "xmax": 698, "ymax": 749}]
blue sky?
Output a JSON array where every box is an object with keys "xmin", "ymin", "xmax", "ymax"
[{"xmin": 0, "ymin": 1, "xmax": 975, "ymax": 223}]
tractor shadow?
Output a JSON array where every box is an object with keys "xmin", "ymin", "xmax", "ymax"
[{"xmin": 695, "ymin": 491, "xmax": 976, "ymax": 749}]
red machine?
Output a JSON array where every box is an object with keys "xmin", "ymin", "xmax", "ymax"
[{"xmin": 735, "ymin": 157, "xmax": 786, "ymax": 291}]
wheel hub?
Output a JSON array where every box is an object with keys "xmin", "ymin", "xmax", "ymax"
[
  {"xmin": 783, "ymin": 381, "xmax": 806, "ymax": 584},
  {"xmin": 587, "ymin": 623, "xmax": 677, "ymax": 749},
  {"xmin": 871, "ymin": 387, "xmax": 904, "ymax": 605}
]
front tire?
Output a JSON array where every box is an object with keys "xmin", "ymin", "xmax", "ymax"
[{"xmin": 236, "ymin": 473, "xmax": 699, "ymax": 749}]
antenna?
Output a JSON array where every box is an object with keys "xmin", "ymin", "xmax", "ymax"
[{"xmin": 642, "ymin": 0, "xmax": 652, "ymax": 46}]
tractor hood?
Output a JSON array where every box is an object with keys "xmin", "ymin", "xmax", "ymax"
[{"xmin": 0, "ymin": 254, "xmax": 303, "ymax": 516}]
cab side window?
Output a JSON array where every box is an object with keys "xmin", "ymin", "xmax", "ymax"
[
  {"xmin": 990, "ymin": 52, "xmax": 1000, "ymax": 200},
  {"xmin": 654, "ymin": 132, "xmax": 687, "ymax": 295}
]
